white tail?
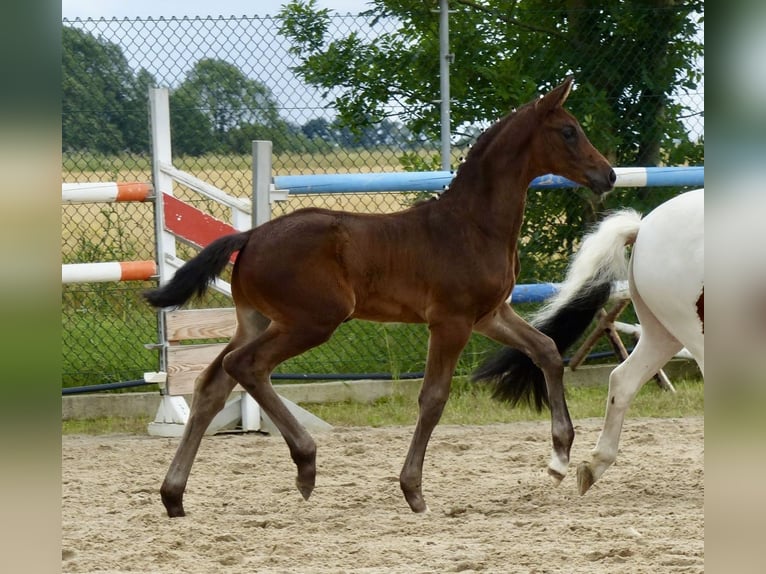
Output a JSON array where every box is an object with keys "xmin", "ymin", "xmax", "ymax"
[{"xmin": 535, "ymin": 209, "xmax": 643, "ymax": 324}]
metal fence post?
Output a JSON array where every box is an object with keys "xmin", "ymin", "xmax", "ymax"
[
  {"xmin": 252, "ymin": 140, "xmax": 273, "ymax": 227},
  {"xmin": 438, "ymin": 0, "xmax": 452, "ymax": 171}
]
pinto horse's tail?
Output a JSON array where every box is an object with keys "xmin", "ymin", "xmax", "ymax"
[
  {"xmin": 472, "ymin": 209, "xmax": 644, "ymax": 411},
  {"xmin": 143, "ymin": 231, "xmax": 252, "ymax": 308}
]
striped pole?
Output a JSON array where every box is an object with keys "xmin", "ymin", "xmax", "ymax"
[
  {"xmin": 62, "ymin": 260, "xmax": 157, "ymax": 284},
  {"xmin": 273, "ymin": 166, "xmax": 704, "ymax": 195},
  {"xmin": 62, "ymin": 182, "xmax": 153, "ymax": 204}
]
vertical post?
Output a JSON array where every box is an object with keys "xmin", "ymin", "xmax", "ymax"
[
  {"xmin": 252, "ymin": 140, "xmax": 273, "ymax": 227},
  {"xmin": 149, "ymin": 87, "xmax": 175, "ymax": 375},
  {"xmin": 230, "ymin": 205, "xmax": 251, "ymax": 232},
  {"xmin": 243, "ymin": 139, "xmax": 274, "ymax": 429},
  {"xmin": 438, "ymin": 0, "xmax": 452, "ymax": 171}
]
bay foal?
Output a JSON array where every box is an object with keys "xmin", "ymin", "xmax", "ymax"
[{"xmin": 145, "ymin": 77, "xmax": 615, "ymax": 517}]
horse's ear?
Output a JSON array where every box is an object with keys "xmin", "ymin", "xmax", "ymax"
[{"xmin": 536, "ymin": 76, "xmax": 574, "ymax": 114}]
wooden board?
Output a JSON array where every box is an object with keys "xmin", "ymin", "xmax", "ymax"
[
  {"xmin": 165, "ymin": 342, "xmax": 244, "ymax": 395},
  {"xmin": 164, "ymin": 308, "xmax": 239, "ymax": 395},
  {"xmin": 165, "ymin": 308, "xmax": 237, "ymax": 342},
  {"xmin": 162, "ymin": 193, "xmax": 238, "ymax": 255}
]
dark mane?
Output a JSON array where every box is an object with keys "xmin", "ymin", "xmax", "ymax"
[{"xmin": 443, "ymin": 99, "xmax": 538, "ymax": 197}]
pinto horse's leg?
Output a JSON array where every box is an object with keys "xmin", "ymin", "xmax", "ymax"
[
  {"xmin": 222, "ymin": 316, "xmax": 343, "ymax": 501},
  {"xmin": 400, "ymin": 319, "xmax": 473, "ymax": 513},
  {"xmin": 577, "ymin": 292, "xmax": 682, "ymax": 495},
  {"xmin": 161, "ymin": 342, "xmax": 240, "ymax": 517},
  {"xmin": 475, "ymin": 303, "xmax": 572, "ymax": 482}
]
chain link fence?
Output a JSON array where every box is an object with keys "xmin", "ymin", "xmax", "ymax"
[{"xmin": 61, "ymin": 8, "xmax": 704, "ymax": 391}]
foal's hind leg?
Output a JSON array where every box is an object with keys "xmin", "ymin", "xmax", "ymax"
[
  {"xmin": 161, "ymin": 310, "xmax": 270, "ymax": 517},
  {"xmin": 161, "ymin": 343, "xmax": 240, "ymax": 517},
  {"xmin": 475, "ymin": 304, "xmax": 572, "ymax": 482},
  {"xmin": 400, "ymin": 319, "xmax": 472, "ymax": 513},
  {"xmin": 222, "ymin": 317, "xmax": 342, "ymax": 501},
  {"xmin": 577, "ymin": 294, "xmax": 682, "ymax": 495}
]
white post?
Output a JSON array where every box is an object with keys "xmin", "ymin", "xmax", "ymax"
[
  {"xmin": 147, "ymin": 87, "xmax": 192, "ymax": 435},
  {"xmin": 252, "ymin": 140, "xmax": 273, "ymax": 227},
  {"xmin": 236, "ymin": 139, "xmax": 275, "ymax": 428},
  {"xmin": 149, "ymin": 87, "xmax": 176, "ymax": 376}
]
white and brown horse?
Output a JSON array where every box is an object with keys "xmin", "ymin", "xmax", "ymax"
[{"xmin": 474, "ymin": 189, "xmax": 704, "ymax": 494}]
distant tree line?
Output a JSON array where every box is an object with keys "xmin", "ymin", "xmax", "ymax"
[{"xmin": 62, "ymin": 26, "xmax": 414, "ymax": 156}]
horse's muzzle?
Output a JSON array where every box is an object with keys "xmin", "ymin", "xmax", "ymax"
[{"xmin": 587, "ymin": 168, "xmax": 616, "ymax": 194}]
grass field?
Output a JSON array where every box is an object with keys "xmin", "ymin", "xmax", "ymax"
[{"xmin": 61, "ymin": 376, "xmax": 703, "ymax": 435}]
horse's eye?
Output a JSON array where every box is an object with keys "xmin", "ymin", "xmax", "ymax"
[{"xmin": 562, "ymin": 125, "xmax": 577, "ymax": 142}]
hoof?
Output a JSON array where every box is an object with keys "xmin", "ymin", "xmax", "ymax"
[
  {"xmin": 401, "ymin": 485, "xmax": 428, "ymax": 513},
  {"xmin": 296, "ymin": 479, "xmax": 314, "ymax": 501},
  {"xmin": 547, "ymin": 466, "xmax": 565, "ymax": 486},
  {"xmin": 165, "ymin": 506, "xmax": 186, "ymax": 518},
  {"xmin": 406, "ymin": 496, "xmax": 429, "ymax": 514},
  {"xmin": 161, "ymin": 489, "xmax": 186, "ymax": 518},
  {"xmin": 576, "ymin": 462, "xmax": 595, "ymax": 495},
  {"xmin": 162, "ymin": 499, "xmax": 186, "ymax": 518}
]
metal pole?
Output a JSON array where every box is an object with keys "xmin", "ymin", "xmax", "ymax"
[
  {"xmin": 438, "ymin": 0, "xmax": 452, "ymax": 171},
  {"xmin": 252, "ymin": 140, "xmax": 273, "ymax": 227}
]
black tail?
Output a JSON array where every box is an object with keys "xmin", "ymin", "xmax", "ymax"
[
  {"xmin": 143, "ymin": 231, "xmax": 251, "ymax": 308},
  {"xmin": 472, "ymin": 282, "xmax": 611, "ymax": 411}
]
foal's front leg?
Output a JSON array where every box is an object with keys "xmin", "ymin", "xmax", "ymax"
[
  {"xmin": 476, "ymin": 304, "xmax": 573, "ymax": 482},
  {"xmin": 400, "ymin": 320, "xmax": 472, "ymax": 512}
]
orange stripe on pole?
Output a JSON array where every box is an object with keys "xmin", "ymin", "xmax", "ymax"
[
  {"xmin": 119, "ymin": 260, "xmax": 157, "ymax": 281},
  {"xmin": 115, "ymin": 182, "xmax": 153, "ymax": 202}
]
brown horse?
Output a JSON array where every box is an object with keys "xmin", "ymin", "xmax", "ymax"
[{"xmin": 144, "ymin": 77, "xmax": 615, "ymax": 517}]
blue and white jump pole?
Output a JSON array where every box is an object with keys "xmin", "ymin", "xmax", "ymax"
[{"xmin": 273, "ymin": 166, "xmax": 704, "ymax": 195}]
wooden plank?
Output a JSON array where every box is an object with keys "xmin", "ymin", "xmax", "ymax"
[
  {"xmin": 165, "ymin": 308, "xmax": 237, "ymax": 342},
  {"xmin": 163, "ymin": 193, "xmax": 239, "ymax": 257},
  {"xmin": 165, "ymin": 343, "xmax": 243, "ymax": 395}
]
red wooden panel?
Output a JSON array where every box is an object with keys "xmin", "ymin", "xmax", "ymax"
[{"xmin": 163, "ymin": 193, "xmax": 239, "ymax": 261}]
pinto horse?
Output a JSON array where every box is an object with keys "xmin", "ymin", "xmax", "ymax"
[
  {"xmin": 474, "ymin": 189, "xmax": 704, "ymax": 495},
  {"xmin": 144, "ymin": 77, "xmax": 615, "ymax": 517}
]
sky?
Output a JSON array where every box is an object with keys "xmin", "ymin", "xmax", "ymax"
[
  {"xmin": 61, "ymin": 0, "xmax": 372, "ymax": 19},
  {"xmin": 60, "ymin": 0, "xmax": 380, "ymax": 124}
]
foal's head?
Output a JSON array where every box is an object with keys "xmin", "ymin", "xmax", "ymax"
[{"xmin": 527, "ymin": 77, "xmax": 615, "ymax": 193}]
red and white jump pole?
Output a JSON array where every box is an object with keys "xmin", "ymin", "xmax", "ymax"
[
  {"xmin": 61, "ymin": 181, "xmax": 157, "ymax": 284},
  {"xmin": 62, "ymin": 182, "xmax": 153, "ymax": 204},
  {"xmin": 61, "ymin": 260, "xmax": 157, "ymax": 284}
]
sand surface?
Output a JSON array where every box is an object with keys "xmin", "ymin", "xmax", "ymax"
[{"xmin": 62, "ymin": 417, "xmax": 703, "ymax": 573}]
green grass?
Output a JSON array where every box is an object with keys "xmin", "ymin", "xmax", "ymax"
[
  {"xmin": 309, "ymin": 376, "xmax": 704, "ymax": 427},
  {"xmin": 61, "ymin": 285, "xmax": 160, "ymax": 388},
  {"xmin": 62, "ymin": 377, "xmax": 703, "ymax": 435}
]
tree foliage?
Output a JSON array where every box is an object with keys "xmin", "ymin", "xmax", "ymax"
[
  {"xmin": 279, "ymin": 0, "xmax": 704, "ymax": 167},
  {"xmin": 278, "ymin": 0, "xmax": 704, "ymax": 281},
  {"xmin": 62, "ymin": 26, "xmax": 154, "ymax": 154},
  {"xmin": 63, "ymin": 29, "xmax": 355, "ymax": 156}
]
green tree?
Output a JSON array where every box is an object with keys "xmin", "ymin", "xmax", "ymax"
[
  {"xmin": 279, "ymin": 0, "xmax": 703, "ymax": 166},
  {"xmin": 278, "ymin": 0, "xmax": 704, "ymax": 281},
  {"xmin": 226, "ymin": 119, "xmax": 319, "ymax": 155},
  {"xmin": 169, "ymin": 87, "xmax": 215, "ymax": 156},
  {"xmin": 302, "ymin": 117, "xmax": 335, "ymax": 143},
  {"xmin": 62, "ymin": 26, "xmax": 154, "ymax": 154},
  {"xmin": 170, "ymin": 58, "xmax": 282, "ymax": 155}
]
